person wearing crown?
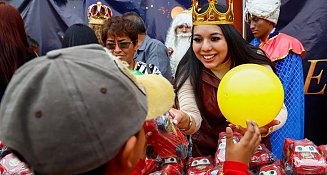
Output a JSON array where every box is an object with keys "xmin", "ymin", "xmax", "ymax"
[
  {"xmin": 88, "ymin": 2, "xmax": 112, "ymax": 46},
  {"xmin": 169, "ymin": 0, "xmax": 288, "ymax": 164},
  {"xmin": 165, "ymin": 10, "xmax": 192, "ymax": 79},
  {"xmin": 245, "ymin": 0, "xmax": 305, "ymax": 159}
]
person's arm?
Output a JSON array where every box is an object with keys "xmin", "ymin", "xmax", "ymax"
[
  {"xmin": 224, "ymin": 120, "xmax": 261, "ymax": 175},
  {"xmin": 169, "ymin": 78, "xmax": 202, "ymax": 134},
  {"xmin": 223, "ymin": 161, "xmax": 248, "ymax": 175}
]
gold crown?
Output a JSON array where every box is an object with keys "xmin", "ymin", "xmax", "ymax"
[
  {"xmin": 192, "ymin": 0, "xmax": 234, "ymax": 25},
  {"xmin": 88, "ymin": 2, "xmax": 112, "ymax": 25}
]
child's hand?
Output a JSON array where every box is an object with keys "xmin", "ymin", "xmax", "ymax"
[{"xmin": 225, "ymin": 120, "xmax": 261, "ymax": 164}]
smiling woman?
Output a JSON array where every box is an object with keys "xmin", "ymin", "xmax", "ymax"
[
  {"xmin": 170, "ymin": 1, "xmax": 288, "ymax": 159},
  {"xmin": 102, "ymin": 16, "xmax": 161, "ymax": 75},
  {"xmin": 192, "ymin": 25, "xmax": 228, "ymax": 76}
]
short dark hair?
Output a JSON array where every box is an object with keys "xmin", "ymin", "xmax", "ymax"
[
  {"xmin": 102, "ymin": 16, "xmax": 138, "ymax": 46},
  {"xmin": 122, "ymin": 11, "xmax": 146, "ymax": 34}
]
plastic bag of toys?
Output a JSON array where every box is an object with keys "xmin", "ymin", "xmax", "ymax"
[
  {"xmin": 132, "ymin": 158, "xmax": 156, "ymax": 175},
  {"xmin": 214, "ymin": 131, "xmax": 242, "ymax": 167},
  {"xmin": 204, "ymin": 167, "xmax": 221, "ymax": 175},
  {"xmin": 250, "ymin": 143, "xmax": 277, "ymax": 170},
  {"xmin": 282, "ymin": 138, "xmax": 327, "ymax": 175},
  {"xmin": 0, "ymin": 153, "xmax": 33, "ymax": 174},
  {"xmin": 259, "ymin": 164, "xmax": 283, "ymax": 175},
  {"xmin": 148, "ymin": 157, "xmax": 185, "ymax": 175},
  {"xmin": 187, "ymin": 156, "xmax": 215, "ymax": 175},
  {"xmin": 143, "ymin": 114, "xmax": 189, "ymax": 159}
]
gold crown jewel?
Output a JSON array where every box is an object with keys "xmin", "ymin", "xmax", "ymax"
[
  {"xmin": 192, "ymin": 0, "xmax": 234, "ymax": 25},
  {"xmin": 88, "ymin": 2, "xmax": 112, "ymax": 25}
]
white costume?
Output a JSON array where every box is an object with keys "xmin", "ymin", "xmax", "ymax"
[{"xmin": 165, "ymin": 11, "xmax": 192, "ymax": 77}]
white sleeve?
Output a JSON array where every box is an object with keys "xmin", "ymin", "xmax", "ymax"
[
  {"xmin": 177, "ymin": 77, "xmax": 202, "ymax": 132},
  {"xmin": 273, "ymin": 103, "xmax": 288, "ymax": 131}
]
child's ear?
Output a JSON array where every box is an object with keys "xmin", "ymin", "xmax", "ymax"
[{"xmin": 119, "ymin": 135, "xmax": 138, "ymax": 168}]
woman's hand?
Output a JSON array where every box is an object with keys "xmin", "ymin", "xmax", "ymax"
[
  {"xmin": 229, "ymin": 120, "xmax": 280, "ymax": 137},
  {"xmin": 168, "ymin": 108, "xmax": 194, "ymax": 134},
  {"xmin": 169, "ymin": 108, "xmax": 189, "ymax": 129},
  {"xmin": 225, "ymin": 120, "xmax": 261, "ymax": 164}
]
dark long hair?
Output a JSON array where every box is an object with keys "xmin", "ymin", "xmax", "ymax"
[
  {"xmin": 174, "ymin": 3, "xmax": 275, "ymax": 119},
  {"xmin": 0, "ymin": 2, "xmax": 29, "ymax": 84}
]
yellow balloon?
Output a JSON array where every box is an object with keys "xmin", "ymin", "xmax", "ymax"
[{"xmin": 217, "ymin": 64, "xmax": 284, "ymax": 128}]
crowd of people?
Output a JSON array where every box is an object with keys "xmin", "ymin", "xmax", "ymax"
[{"xmin": 0, "ymin": 0, "xmax": 305, "ymax": 174}]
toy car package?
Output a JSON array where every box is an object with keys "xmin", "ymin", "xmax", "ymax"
[
  {"xmin": 259, "ymin": 164, "xmax": 282, "ymax": 175},
  {"xmin": 282, "ymin": 138, "xmax": 327, "ymax": 175},
  {"xmin": 214, "ymin": 131, "xmax": 242, "ymax": 167},
  {"xmin": 204, "ymin": 167, "xmax": 221, "ymax": 175},
  {"xmin": 0, "ymin": 153, "xmax": 33, "ymax": 175},
  {"xmin": 148, "ymin": 157, "xmax": 184, "ymax": 175},
  {"xmin": 250, "ymin": 143, "xmax": 276, "ymax": 169},
  {"xmin": 143, "ymin": 114, "xmax": 189, "ymax": 159},
  {"xmin": 187, "ymin": 156, "xmax": 215, "ymax": 175},
  {"xmin": 160, "ymin": 157, "xmax": 184, "ymax": 175},
  {"xmin": 140, "ymin": 158, "xmax": 160, "ymax": 175}
]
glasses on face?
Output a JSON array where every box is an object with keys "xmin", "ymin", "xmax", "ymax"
[{"xmin": 106, "ymin": 41, "xmax": 134, "ymax": 50}]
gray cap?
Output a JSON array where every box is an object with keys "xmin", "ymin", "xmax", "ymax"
[{"xmin": 0, "ymin": 44, "xmax": 174, "ymax": 174}]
